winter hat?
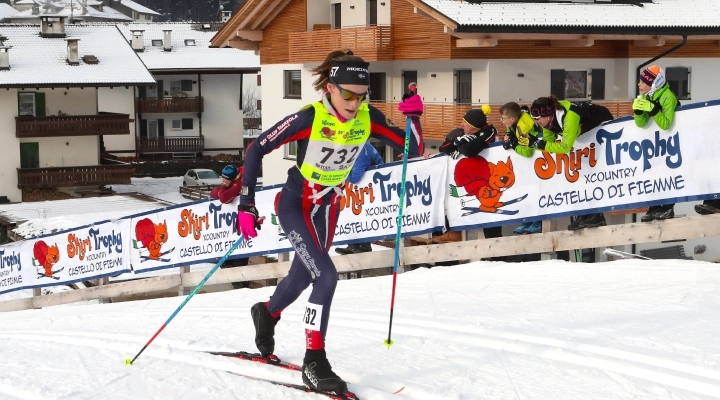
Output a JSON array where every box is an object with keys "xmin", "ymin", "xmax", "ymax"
[
  {"xmin": 408, "ymin": 82, "xmax": 417, "ymax": 91},
  {"xmin": 640, "ymin": 65, "xmax": 661, "ymax": 87},
  {"xmin": 221, "ymin": 164, "xmax": 239, "ymax": 181},
  {"xmin": 530, "ymin": 97, "xmax": 555, "ymax": 119},
  {"xmin": 463, "ymin": 109, "xmax": 487, "ymax": 129}
]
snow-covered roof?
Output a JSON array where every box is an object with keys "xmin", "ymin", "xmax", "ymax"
[
  {"xmin": 110, "ymin": 0, "xmax": 160, "ymax": 16},
  {"xmin": 112, "ymin": 22, "xmax": 260, "ymax": 71},
  {"xmin": 0, "ymin": 4, "xmax": 18, "ymax": 21},
  {"xmin": 0, "ymin": 24, "xmax": 155, "ymax": 87},
  {"xmin": 9, "ymin": 3, "xmax": 133, "ymax": 22},
  {"xmin": 0, "ymin": 194, "xmax": 171, "ymax": 238},
  {"xmin": 422, "ymin": 0, "xmax": 720, "ymax": 32}
]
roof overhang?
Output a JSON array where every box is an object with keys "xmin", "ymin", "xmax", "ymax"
[
  {"xmin": 211, "ymin": 0, "xmax": 291, "ymax": 48},
  {"xmin": 150, "ymin": 68, "xmax": 261, "ymax": 75},
  {"xmin": 0, "ymin": 82, "xmax": 156, "ymax": 89}
]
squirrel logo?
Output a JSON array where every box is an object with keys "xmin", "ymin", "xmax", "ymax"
[
  {"xmin": 453, "ymin": 156, "xmax": 516, "ymax": 213},
  {"xmin": 33, "ymin": 241, "xmax": 61, "ymax": 278},
  {"xmin": 134, "ymin": 218, "xmax": 169, "ymax": 260}
]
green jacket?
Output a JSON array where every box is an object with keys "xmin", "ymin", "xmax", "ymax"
[
  {"xmin": 510, "ymin": 112, "xmax": 542, "ymax": 158},
  {"xmin": 634, "ymin": 84, "xmax": 677, "ymax": 131},
  {"xmin": 537, "ymin": 100, "xmax": 581, "ymax": 155}
]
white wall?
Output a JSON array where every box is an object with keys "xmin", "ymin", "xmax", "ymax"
[
  {"xmin": 22, "ymin": 136, "xmax": 99, "ymax": 168},
  {"xmin": 308, "ymin": 0, "xmax": 331, "ymax": 30},
  {"xmin": 99, "ymin": 86, "xmax": 136, "ymax": 153},
  {"xmin": 628, "ymin": 58, "xmax": 720, "ymax": 102},
  {"xmin": 0, "ymin": 92, "xmax": 22, "ymax": 202},
  {"xmin": 376, "ymin": 0, "xmax": 391, "ymax": 25},
  {"xmin": 310, "ymin": 0, "xmax": 391, "ymax": 29},
  {"xmin": 202, "ymin": 73, "xmax": 244, "ymax": 152},
  {"xmin": 339, "ymin": 0, "xmax": 366, "ymax": 28},
  {"xmin": 43, "ymin": 87, "xmax": 96, "ymax": 116}
]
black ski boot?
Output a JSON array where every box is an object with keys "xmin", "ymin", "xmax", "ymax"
[
  {"xmin": 580, "ymin": 213, "xmax": 607, "ymax": 228},
  {"xmin": 652, "ymin": 205, "xmax": 675, "ymax": 220},
  {"xmin": 302, "ymin": 349, "xmax": 348, "ymax": 393},
  {"xmin": 641, "ymin": 206, "xmax": 660, "ymax": 222},
  {"xmin": 250, "ymin": 302, "xmax": 280, "ymax": 357},
  {"xmin": 335, "ymin": 243, "xmax": 372, "ymax": 255},
  {"xmin": 568, "ymin": 215, "xmax": 586, "ymax": 230}
]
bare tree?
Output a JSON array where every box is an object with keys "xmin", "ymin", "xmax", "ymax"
[{"xmin": 242, "ymin": 86, "xmax": 261, "ymax": 134}]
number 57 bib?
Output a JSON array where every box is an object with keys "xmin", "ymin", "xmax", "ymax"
[{"xmin": 299, "ymin": 102, "xmax": 371, "ymax": 186}]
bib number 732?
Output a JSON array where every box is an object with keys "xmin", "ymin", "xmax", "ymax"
[{"xmin": 319, "ymin": 146, "xmax": 360, "ymax": 166}]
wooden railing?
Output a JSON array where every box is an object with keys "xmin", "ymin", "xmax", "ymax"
[
  {"xmin": 136, "ymin": 97, "xmax": 204, "ymax": 114},
  {"xmin": 17, "ymin": 165, "xmax": 135, "ymax": 189},
  {"xmin": 289, "ymin": 25, "xmax": 393, "ymax": 63},
  {"xmin": 370, "ymin": 101, "xmax": 634, "ymax": 141},
  {"xmin": 15, "ymin": 114, "xmax": 132, "ymax": 138},
  {"xmin": 136, "ymin": 136, "xmax": 204, "ymax": 154}
]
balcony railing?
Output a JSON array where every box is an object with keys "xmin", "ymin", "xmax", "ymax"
[
  {"xmin": 17, "ymin": 165, "xmax": 135, "ymax": 189},
  {"xmin": 289, "ymin": 25, "xmax": 393, "ymax": 63},
  {"xmin": 370, "ymin": 101, "xmax": 633, "ymax": 141},
  {"xmin": 136, "ymin": 96, "xmax": 204, "ymax": 114},
  {"xmin": 15, "ymin": 113, "xmax": 132, "ymax": 138},
  {"xmin": 136, "ymin": 136, "xmax": 204, "ymax": 154}
]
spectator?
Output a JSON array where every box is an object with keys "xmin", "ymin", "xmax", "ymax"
[
  {"xmin": 527, "ymin": 96, "xmax": 614, "ymax": 230},
  {"xmin": 633, "ymin": 65, "xmax": 678, "ymax": 222},
  {"xmin": 336, "ymin": 142, "xmax": 384, "ymax": 255},
  {"xmin": 499, "ymin": 102, "xmax": 543, "ymax": 234},
  {"xmin": 209, "ymin": 164, "xmax": 249, "ymax": 287},
  {"xmin": 398, "ymin": 81, "xmax": 425, "ymax": 155}
]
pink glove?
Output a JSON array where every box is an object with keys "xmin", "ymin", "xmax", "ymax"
[{"xmin": 237, "ymin": 204, "xmax": 263, "ymax": 240}]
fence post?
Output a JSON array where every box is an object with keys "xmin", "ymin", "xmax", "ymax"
[
  {"xmin": 32, "ymin": 287, "xmax": 41, "ymax": 309},
  {"xmin": 540, "ymin": 219, "xmax": 558, "ymax": 260},
  {"xmin": 178, "ymin": 266, "xmax": 191, "ymax": 295}
]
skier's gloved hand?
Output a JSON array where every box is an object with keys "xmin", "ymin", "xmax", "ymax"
[
  {"xmin": 517, "ymin": 133, "xmax": 539, "ymax": 148},
  {"xmin": 632, "ymin": 97, "xmax": 646, "ymax": 115},
  {"xmin": 453, "ymin": 134, "xmax": 476, "ymax": 146},
  {"xmin": 634, "ymin": 98, "xmax": 653, "ymax": 112},
  {"xmin": 449, "ymin": 150, "xmax": 462, "ymax": 160},
  {"xmin": 648, "ymin": 100, "xmax": 662, "ymax": 116},
  {"xmin": 237, "ymin": 204, "xmax": 263, "ymax": 240}
]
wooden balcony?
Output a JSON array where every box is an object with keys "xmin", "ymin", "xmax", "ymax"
[
  {"xmin": 17, "ymin": 165, "xmax": 135, "ymax": 189},
  {"xmin": 289, "ymin": 25, "xmax": 393, "ymax": 63},
  {"xmin": 16, "ymin": 113, "xmax": 132, "ymax": 138},
  {"xmin": 136, "ymin": 97, "xmax": 204, "ymax": 114},
  {"xmin": 370, "ymin": 101, "xmax": 633, "ymax": 141},
  {"xmin": 136, "ymin": 136, "xmax": 204, "ymax": 154}
]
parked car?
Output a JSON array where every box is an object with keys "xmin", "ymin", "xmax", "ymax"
[{"xmin": 183, "ymin": 169, "xmax": 223, "ymax": 187}]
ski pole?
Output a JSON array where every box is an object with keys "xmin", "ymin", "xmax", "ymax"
[
  {"xmin": 384, "ymin": 117, "xmax": 412, "ymax": 349},
  {"xmin": 126, "ymin": 236, "xmax": 245, "ymax": 365}
]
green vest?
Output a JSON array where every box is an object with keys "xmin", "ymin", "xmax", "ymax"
[{"xmin": 298, "ymin": 102, "xmax": 372, "ymax": 186}]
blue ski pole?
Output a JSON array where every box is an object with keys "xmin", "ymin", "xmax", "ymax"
[
  {"xmin": 384, "ymin": 117, "xmax": 412, "ymax": 349},
  {"xmin": 126, "ymin": 236, "xmax": 245, "ymax": 365}
]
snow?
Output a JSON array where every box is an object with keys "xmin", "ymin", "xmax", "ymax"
[
  {"xmin": 110, "ymin": 176, "xmax": 186, "ymax": 200},
  {"xmin": 1, "ymin": 259, "xmax": 720, "ymax": 399}
]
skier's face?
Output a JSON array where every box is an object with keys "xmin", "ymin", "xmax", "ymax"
[
  {"xmin": 461, "ymin": 119, "xmax": 480, "ymax": 135},
  {"xmin": 327, "ymin": 82, "xmax": 369, "ymax": 120},
  {"xmin": 638, "ymin": 80, "xmax": 651, "ymax": 95}
]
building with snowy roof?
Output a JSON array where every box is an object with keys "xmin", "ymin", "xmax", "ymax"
[{"xmin": 0, "ymin": 20, "xmax": 155, "ymax": 203}]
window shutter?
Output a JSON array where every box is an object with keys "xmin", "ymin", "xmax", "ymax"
[
  {"xmin": 257, "ymin": 75, "xmax": 261, "ymax": 86},
  {"xmin": 140, "ymin": 119, "xmax": 148, "ymax": 137},
  {"xmin": 35, "ymin": 92, "xmax": 46, "ymax": 117},
  {"xmin": 156, "ymin": 80, "xmax": 164, "ymax": 98},
  {"xmin": 138, "ymin": 86, "xmax": 147, "ymax": 99},
  {"xmin": 182, "ymin": 118, "xmax": 193, "ymax": 129},
  {"xmin": 550, "ymin": 69, "xmax": 565, "ymax": 100},
  {"xmin": 591, "ymin": 69, "xmax": 605, "ymax": 100},
  {"xmin": 666, "ymin": 67, "xmax": 690, "ymax": 99},
  {"xmin": 181, "ymin": 80, "xmax": 193, "ymax": 91},
  {"xmin": 257, "ymin": 99, "xmax": 262, "ymax": 110},
  {"xmin": 158, "ymin": 119, "xmax": 165, "ymax": 137}
]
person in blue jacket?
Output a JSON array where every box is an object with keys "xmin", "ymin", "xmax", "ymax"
[{"xmin": 335, "ymin": 142, "xmax": 384, "ymax": 254}]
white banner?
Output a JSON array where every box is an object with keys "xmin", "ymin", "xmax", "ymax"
[
  {"xmin": 0, "ymin": 241, "xmax": 28, "ymax": 295},
  {"xmin": 446, "ymin": 102, "xmax": 713, "ymax": 230}
]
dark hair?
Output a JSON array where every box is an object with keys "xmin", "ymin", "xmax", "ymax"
[
  {"xmin": 310, "ymin": 49, "xmax": 367, "ymax": 92},
  {"xmin": 533, "ymin": 95, "xmax": 563, "ymax": 111},
  {"xmin": 499, "ymin": 102, "xmax": 521, "ymax": 118}
]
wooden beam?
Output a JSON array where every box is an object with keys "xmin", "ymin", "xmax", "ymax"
[
  {"xmin": 456, "ymin": 38, "xmax": 498, "ymax": 48},
  {"xmin": 405, "ymin": 0, "xmax": 458, "ymax": 30},
  {"xmin": 250, "ymin": 0, "xmax": 283, "ymax": 30},
  {"xmin": 259, "ymin": 0, "xmax": 292, "ymax": 30},
  {"xmin": 211, "ymin": 0, "xmax": 261, "ymax": 47},
  {"xmin": 228, "ymin": 39, "xmax": 260, "ymax": 51},
  {"xmin": 238, "ymin": 0, "xmax": 269, "ymax": 30},
  {"xmin": 634, "ymin": 37, "xmax": 666, "ymax": 47},
  {"xmin": 235, "ymin": 30, "xmax": 263, "ymax": 41},
  {"xmin": 551, "ymin": 39, "xmax": 594, "ymax": 48}
]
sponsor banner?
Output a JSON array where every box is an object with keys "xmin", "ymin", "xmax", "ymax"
[
  {"xmin": 446, "ymin": 103, "xmax": 712, "ymax": 230},
  {"xmin": 0, "ymin": 220, "xmax": 132, "ymax": 295},
  {"xmin": 333, "ymin": 155, "xmax": 447, "ymax": 244}
]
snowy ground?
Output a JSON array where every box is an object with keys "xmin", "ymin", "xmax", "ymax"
[
  {"xmin": 110, "ymin": 176, "xmax": 188, "ymax": 204},
  {"xmin": 1, "ymin": 259, "xmax": 720, "ymax": 399}
]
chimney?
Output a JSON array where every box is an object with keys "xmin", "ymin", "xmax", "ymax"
[
  {"xmin": 0, "ymin": 46, "xmax": 10, "ymax": 71},
  {"xmin": 130, "ymin": 30, "xmax": 144, "ymax": 52},
  {"xmin": 221, "ymin": 11, "xmax": 232, "ymax": 23},
  {"xmin": 32, "ymin": 4, "xmax": 39, "ymax": 14},
  {"xmin": 162, "ymin": 29, "xmax": 172, "ymax": 52},
  {"xmin": 66, "ymin": 38, "xmax": 80, "ymax": 65},
  {"xmin": 40, "ymin": 16, "xmax": 67, "ymax": 38}
]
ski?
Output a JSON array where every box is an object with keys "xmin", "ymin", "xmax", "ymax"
[
  {"xmin": 205, "ymin": 351, "xmax": 301, "ymax": 371},
  {"xmin": 225, "ymin": 370, "xmax": 359, "ymax": 399},
  {"xmin": 462, "ymin": 207, "xmax": 518, "ymax": 216},
  {"xmin": 603, "ymin": 248, "xmax": 652, "ymax": 260},
  {"xmin": 139, "ymin": 248, "xmax": 175, "ymax": 263}
]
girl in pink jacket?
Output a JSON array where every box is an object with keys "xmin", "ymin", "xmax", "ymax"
[{"xmin": 398, "ymin": 82, "xmax": 425, "ymax": 153}]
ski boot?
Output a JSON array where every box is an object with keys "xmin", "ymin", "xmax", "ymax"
[
  {"xmin": 302, "ymin": 349, "xmax": 348, "ymax": 394},
  {"xmin": 250, "ymin": 302, "xmax": 280, "ymax": 357}
]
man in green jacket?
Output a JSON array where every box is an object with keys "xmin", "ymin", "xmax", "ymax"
[{"xmin": 632, "ymin": 65, "xmax": 678, "ymax": 222}]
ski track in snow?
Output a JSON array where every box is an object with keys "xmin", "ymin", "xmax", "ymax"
[{"xmin": 1, "ymin": 261, "xmax": 720, "ymax": 399}]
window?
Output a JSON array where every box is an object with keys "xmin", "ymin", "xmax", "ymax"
[
  {"xmin": 18, "ymin": 92, "xmax": 45, "ymax": 117},
  {"xmin": 171, "ymin": 118, "xmax": 193, "ymax": 130},
  {"xmin": 172, "ymin": 119, "xmax": 182, "ymax": 130},
  {"xmin": 402, "ymin": 70, "xmax": 417, "ymax": 98},
  {"xmin": 147, "ymin": 120, "xmax": 159, "ymax": 138},
  {"xmin": 257, "ymin": 75, "xmax": 261, "ymax": 86},
  {"xmin": 551, "ymin": 69, "xmax": 605, "ymax": 100},
  {"xmin": 367, "ymin": 0, "xmax": 377, "ymax": 26},
  {"xmin": 145, "ymin": 14, "xmax": 151, "ymax": 20},
  {"xmin": 184, "ymin": 39, "xmax": 196, "ymax": 46},
  {"xmin": 182, "ymin": 118, "xmax": 193, "ymax": 129},
  {"xmin": 455, "ymin": 69, "xmax": 472, "ymax": 104},
  {"xmin": 369, "ymin": 72, "xmax": 386, "ymax": 101},
  {"xmin": 20, "ymin": 142, "xmax": 39, "ymax": 169},
  {"xmin": 666, "ymin": 67, "xmax": 690, "ymax": 100},
  {"xmin": 257, "ymin": 99, "xmax": 262, "ymax": 110},
  {"xmin": 283, "ymin": 70, "xmax": 301, "ymax": 99},
  {"xmin": 285, "ymin": 142, "xmax": 298, "ymax": 159},
  {"xmin": 332, "ymin": 3, "xmax": 341, "ymax": 29},
  {"xmin": 170, "ymin": 80, "xmax": 181, "ymax": 92},
  {"xmin": 151, "ymin": 39, "xmax": 162, "ymax": 46},
  {"xmin": 181, "ymin": 80, "xmax": 193, "ymax": 91}
]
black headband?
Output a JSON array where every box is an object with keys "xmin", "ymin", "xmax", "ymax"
[{"xmin": 330, "ymin": 60, "xmax": 370, "ymax": 86}]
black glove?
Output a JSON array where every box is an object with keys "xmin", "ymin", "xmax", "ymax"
[
  {"xmin": 648, "ymin": 100, "xmax": 662, "ymax": 117},
  {"xmin": 401, "ymin": 93, "xmax": 411, "ymax": 101},
  {"xmin": 503, "ymin": 131, "xmax": 518, "ymax": 150},
  {"xmin": 634, "ymin": 108, "xmax": 644, "ymax": 116},
  {"xmin": 453, "ymin": 134, "xmax": 476, "ymax": 146},
  {"xmin": 439, "ymin": 139, "xmax": 459, "ymax": 157},
  {"xmin": 459, "ymin": 138, "xmax": 489, "ymax": 157}
]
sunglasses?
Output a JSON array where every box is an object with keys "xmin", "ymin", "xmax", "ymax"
[{"xmin": 331, "ymin": 79, "xmax": 371, "ymax": 102}]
